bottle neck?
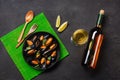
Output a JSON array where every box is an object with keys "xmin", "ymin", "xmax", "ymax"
[
  {"xmin": 97, "ymin": 25, "xmax": 102, "ymax": 28},
  {"xmin": 96, "ymin": 14, "xmax": 104, "ymax": 28}
]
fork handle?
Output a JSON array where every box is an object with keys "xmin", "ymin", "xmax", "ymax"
[
  {"xmin": 17, "ymin": 22, "xmax": 28, "ymax": 42},
  {"xmin": 16, "ymin": 39, "xmax": 24, "ymax": 48}
]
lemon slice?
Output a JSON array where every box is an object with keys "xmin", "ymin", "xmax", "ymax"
[
  {"xmin": 58, "ymin": 21, "xmax": 68, "ymax": 32},
  {"xmin": 56, "ymin": 15, "xmax": 61, "ymax": 28}
]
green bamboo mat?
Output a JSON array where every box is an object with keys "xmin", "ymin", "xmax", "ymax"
[{"xmin": 0, "ymin": 13, "xmax": 69, "ymax": 80}]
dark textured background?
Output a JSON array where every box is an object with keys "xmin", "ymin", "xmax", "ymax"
[{"xmin": 0, "ymin": 0, "xmax": 120, "ymax": 80}]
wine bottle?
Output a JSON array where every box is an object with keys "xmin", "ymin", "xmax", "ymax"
[{"xmin": 81, "ymin": 10, "xmax": 105, "ymax": 69}]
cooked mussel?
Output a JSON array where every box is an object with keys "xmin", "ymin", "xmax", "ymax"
[
  {"xmin": 40, "ymin": 45, "xmax": 46, "ymax": 49},
  {"xmin": 45, "ymin": 37, "xmax": 53, "ymax": 46},
  {"xmin": 49, "ymin": 43, "xmax": 57, "ymax": 50},
  {"xmin": 51, "ymin": 51, "xmax": 57, "ymax": 57},
  {"xmin": 35, "ymin": 51, "xmax": 41, "ymax": 58},
  {"xmin": 27, "ymin": 49, "xmax": 36, "ymax": 55},
  {"xmin": 40, "ymin": 57, "xmax": 46, "ymax": 64},
  {"xmin": 46, "ymin": 60, "xmax": 51, "ymax": 65},
  {"xmin": 27, "ymin": 40, "xmax": 33, "ymax": 46},
  {"xmin": 39, "ymin": 35, "xmax": 44, "ymax": 41},
  {"xmin": 32, "ymin": 60, "xmax": 39, "ymax": 65}
]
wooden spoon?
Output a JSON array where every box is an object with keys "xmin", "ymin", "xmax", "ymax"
[
  {"xmin": 17, "ymin": 10, "xmax": 34, "ymax": 42},
  {"xmin": 16, "ymin": 24, "xmax": 38, "ymax": 48}
]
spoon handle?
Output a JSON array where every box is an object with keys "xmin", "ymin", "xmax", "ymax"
[
  {"xmin": 16, "ymin": 24, "xmax": 38, "ymax": 48},
  {"xmin": 17, "ymin": 22, "xmax": 28, "ymax": 42}
]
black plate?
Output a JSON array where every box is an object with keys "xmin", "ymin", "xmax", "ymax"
[{"xmin": 23, "ymin": 32, "xmax": 60, "ymax": 70}]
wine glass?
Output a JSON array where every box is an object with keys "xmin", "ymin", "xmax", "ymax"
[{"xmin": 71, "ymin": 29, "xmax": 88, "ymax": 46}]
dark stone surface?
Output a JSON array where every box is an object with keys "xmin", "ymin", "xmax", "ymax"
[{"xmin": 0, "ymin": 0, "xmax": 120, "ymax": 80}]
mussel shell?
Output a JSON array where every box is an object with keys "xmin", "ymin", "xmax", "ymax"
[
  {"xmin": 32, "ymin": 35, "xmax": 37, "ymax": 42},
  {"xmin": 35, "ymin": 39, "xmax": 41, "ymax": 48}
]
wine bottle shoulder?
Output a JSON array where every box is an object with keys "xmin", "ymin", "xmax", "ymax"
[{"xmin": 90, "ymin": 27, "xmax": 102, "ymax": 34}]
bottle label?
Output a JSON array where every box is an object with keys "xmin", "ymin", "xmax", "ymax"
[{"xmin": 90, "ymin": 34, "xmax": 104, "ymax": 69}]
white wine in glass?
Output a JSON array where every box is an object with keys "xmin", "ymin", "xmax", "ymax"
[{"xmin": 71, "ymin": 29, "xmax": 88, "ymax": 46}]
